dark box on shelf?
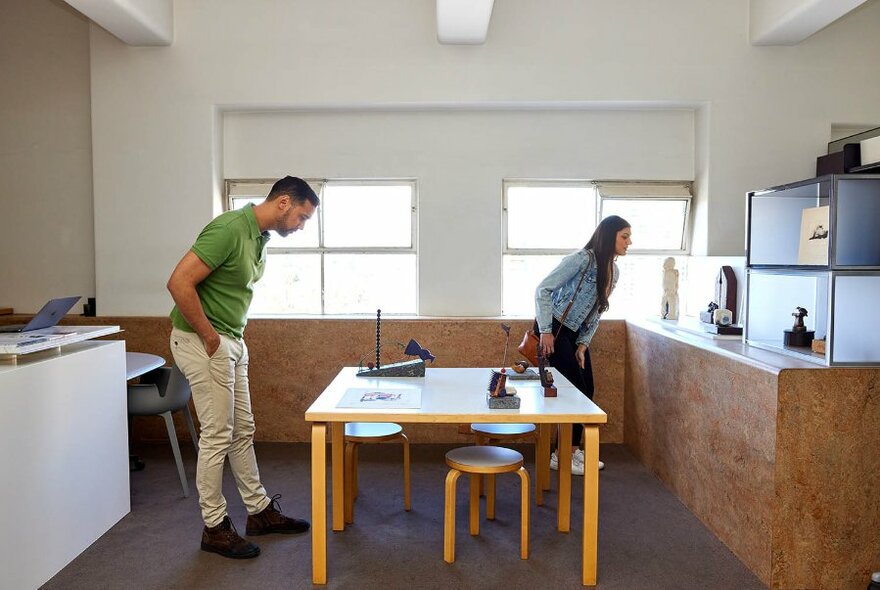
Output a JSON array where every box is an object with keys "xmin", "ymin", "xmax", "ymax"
[
  {"xmin": 816, "ymin": 143, "xmax": 860, "ymax": 176},
  {"xmin": 702, "ymin": 324, "xmax": 743, "ymax": 336},
  {"xmin": 783, "ymin": 329, "xmax": 814, "ymax": 348}
]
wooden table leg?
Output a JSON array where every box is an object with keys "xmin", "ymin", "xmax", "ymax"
[
  {"xmin": 311, "ymin": 423, "xmax": 327, "ymax": 585},
  {"xmin": 331, "ymin": 422, "xmax": 345, "ymax": 531},
  {"xmin": 582, "ymin": 424, "xmax": 599, "ymax": 586},
  {"xmin": 539, "ymin": 423, "xmax": 552, "ymax": 492},
  {"xmin": 557, "ymin": 423, "xmax": 572, "ymax": 533}
]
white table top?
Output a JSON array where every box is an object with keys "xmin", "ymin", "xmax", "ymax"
[
  {"xmin": 305, "ymin": 367, "xmax": 607, "ymax": 424},
  {"xmin": 0, "ymin": 325, "xmax": 121, "ymax": 357},
  {"xmin": 125, "ymin": 352, "xmax": 165, "ymax": 380}
]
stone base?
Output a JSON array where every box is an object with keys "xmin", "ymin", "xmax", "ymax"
[
  {"xmin": 356, "ymin": 359, "xmax": 425, "ymax": 377},
  {"xmin": 506, "ymin": 368, "xmax": 540, "ymax": 380},
  {"xmin": 543, "ymin": 384, "xmax": 557, "ymax": 397},
  {"xmin": 487, "ymin": 392, "xmax": 521, "ymax": 409}
]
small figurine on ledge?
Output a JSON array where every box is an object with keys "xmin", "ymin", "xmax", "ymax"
[
  {"xmin": 700, "ymin": 301, "xmax": 720, "ymax": 324},
  {"xmin": 783, "ymin": 306, "xmax": 815, "ymax": 348},
  {"xmin": 792, "ymin": 306, "xmax": 808, "ymax": 330},
  {"xmin": 660, "ymin": 257, "xmax": 679, "ymax": 320}
]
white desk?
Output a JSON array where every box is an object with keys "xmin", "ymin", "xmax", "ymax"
[
  {"xmin": 0, "ymin": 325, "xmax": 121, "ymax": 359},
  {"xmin": 305, "ymin": 367, "xmax": 607, "ymax": 586},
  {"xmin": 0, "ymin": 341, "xmax": 128, "ymax": 589},
  {"xmin": 126, "ymin": 352, "xmax": 165, "ymax": 380}
]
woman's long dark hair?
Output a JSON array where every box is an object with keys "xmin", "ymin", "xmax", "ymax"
[{"xmin": 585, "ymin": 215, "xmax": 630, "ymax": 314}]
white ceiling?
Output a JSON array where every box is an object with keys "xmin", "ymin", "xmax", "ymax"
[
  {"xmin": 63, "ymin": 0, "xmax": 870, "ymax": 48},
  {"xmin": 750, "ymin": 0, "xmax": 871, "ymax": 45}
]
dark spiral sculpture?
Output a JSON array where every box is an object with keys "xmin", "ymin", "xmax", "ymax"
[{"xmin": 375, "ymin": 309, "xmax": 381, "ymax": 369}]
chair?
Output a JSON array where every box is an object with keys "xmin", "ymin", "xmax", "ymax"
[
  {"xmin": 127, "ymin": 365, "xmax": 199, "ymax": 497},
  {"xmin": 344, "ymin": 422, "xmax": 410, "ymax": 524},
  {"xmin": 443, "ymin": 445, "xmax": 529, "ymax": 564},
  {"xmin": 470, "ymin": 423, "xmax": 548, "ymax": 505}
]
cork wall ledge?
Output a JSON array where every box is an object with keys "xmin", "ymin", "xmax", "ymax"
[{"xmin": 0, "ymin": 315, "xmax": 624, "ymax": 446}]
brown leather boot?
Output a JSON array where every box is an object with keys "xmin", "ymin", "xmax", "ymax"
[
  {"xmin": 246, "ymin": 494, "xmax": 310, "ymax": 536},
  {"xmin": 201, "ymin": 516, "xmax": 261, "ymax": 559}
]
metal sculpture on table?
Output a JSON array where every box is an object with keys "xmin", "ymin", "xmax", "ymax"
[
  {"xmin": 486, "ymin": 323, "xmax": 521, "ymax": 408},
  {"xmin": 357, "ymin": 309, "xmax": 434, "ymax": 377},
  {"xmin": 499, "ymin": 323, "xmax": 538, "ymax": 380}
]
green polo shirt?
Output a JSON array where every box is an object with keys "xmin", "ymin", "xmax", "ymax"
[{"xmin": 170, "ymin": 204, "xmax": 269, "ymax": 339}]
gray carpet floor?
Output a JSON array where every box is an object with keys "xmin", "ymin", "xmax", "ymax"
[{"xmin": 42, "ymin": 442, "xmax": 767, "ymax": 590}]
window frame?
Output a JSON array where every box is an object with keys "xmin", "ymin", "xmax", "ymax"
[
  {"xmin": 502, "ymin": 179, "xmax": 598, "ymax": 256},
  {"xmin": 224, "ymin": 177, "xmax": 418, "ymax": 315},
  {"xmin": 596, "ymin": 181, "xmax": 692, "ymax": 255},
  {"xmin": 501, "ymin": 178, "xmax": 693, "ymax": 318}
]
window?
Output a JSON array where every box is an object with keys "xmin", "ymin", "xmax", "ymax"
[
  {"xmin": 225, "ymin": 179, "xmax": 417, "ymax": 315},
  {"xmin": 502, "ymin": 180, "xmax": 691, "ymax": 318},
  {"xmin": 597, "ymin": 182, "xmax": 691, "ymax": 253}
]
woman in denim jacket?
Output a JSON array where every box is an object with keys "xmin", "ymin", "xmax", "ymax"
[{"xmin": 534, "ymin": 215, "xmax": 632, "ymax": 474}]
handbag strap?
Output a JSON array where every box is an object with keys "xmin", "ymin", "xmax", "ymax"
[{"xmin": 553, "ymin": 249, "xmax": 593, "ymax": 338}]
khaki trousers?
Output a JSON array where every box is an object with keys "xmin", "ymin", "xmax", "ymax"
[{"xmin": 170, "ymin": 328, "xmax": 269, "ymax": 527}]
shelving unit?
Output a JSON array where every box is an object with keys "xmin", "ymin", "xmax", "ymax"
[{"xmin": 745, "ymin": 174, "xmax": 880, "ymax": 366}]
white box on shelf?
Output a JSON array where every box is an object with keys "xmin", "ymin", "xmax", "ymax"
[{"xmin": 859, "ymin": 135, "xmax": 880, "ymax": 167}]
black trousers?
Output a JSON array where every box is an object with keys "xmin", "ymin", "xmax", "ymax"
[{"xmin": 535, "ymin": 318, "xmax": 594, "ymax": 446}]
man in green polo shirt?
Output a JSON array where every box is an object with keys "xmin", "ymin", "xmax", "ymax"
[{"xmin": 167, "ymin": 176, "xmax": 319, "ymax": 559}]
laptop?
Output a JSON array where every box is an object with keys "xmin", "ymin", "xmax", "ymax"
[{"xmin": 0, "ymin": 296, "xmax": 82, "ymax": 333}]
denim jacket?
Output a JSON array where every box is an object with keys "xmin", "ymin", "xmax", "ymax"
[{"xmin": 534, "ymin": 248, "xmax": 619, "ymax": 347}]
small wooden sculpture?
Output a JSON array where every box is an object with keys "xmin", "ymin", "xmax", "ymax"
[
  {"xmin": 715, "ymin": 266, "xmax": 737, "ymax": 325},
  {"xmin": 537, "ymin": 346, "xmax": 557, "ymax": 397}
]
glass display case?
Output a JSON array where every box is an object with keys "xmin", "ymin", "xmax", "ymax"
[{"xmin": 745, "ymin": 175, "xmax": 880, "ymax": 366}]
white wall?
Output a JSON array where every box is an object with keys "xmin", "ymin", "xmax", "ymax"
[
  {"xmin": 4, "ymin": 0, "xmax": 880, "ymax": 316},
  {"xmin": 0, "ymin": 0, "xmax": 94, "ymax": 313},
  {"xmin": 85, "ymin": 0, "xmax": 880, "ymax": 316},
  {"xmin": 224, "ymin": 109, "xmax": 693, "ymax": 315}
]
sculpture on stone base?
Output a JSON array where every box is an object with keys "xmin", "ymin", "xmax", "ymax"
[{"xmin": 357, "ymin": 309, "xmax": 434, "ymax": 377}]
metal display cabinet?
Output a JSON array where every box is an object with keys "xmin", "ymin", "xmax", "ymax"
[{"xmin": 745, "ymin": 175, "xmax": 880, "ymax": 366}]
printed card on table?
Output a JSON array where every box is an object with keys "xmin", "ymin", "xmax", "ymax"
[{"xmin": 336, "ymin": 387, "xmax": 422, "ymax": 409}]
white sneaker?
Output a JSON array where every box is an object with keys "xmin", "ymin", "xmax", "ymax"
[
  {"xmin": 571, "ymin": 449, "xmax": 585, "ymax": 476},
  {"xmin": 550, "ymin": 449, "xmax": 602, "ymax": 474}
]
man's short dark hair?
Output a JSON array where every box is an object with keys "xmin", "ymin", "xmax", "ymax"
[{"xmin": 267, "ymin": 176, "xmax": 320, "ymax": 206}]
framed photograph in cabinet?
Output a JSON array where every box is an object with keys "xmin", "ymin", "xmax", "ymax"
[{"xmin": 797, "ymin": 206, "xmax": 830, "ymax": 265}]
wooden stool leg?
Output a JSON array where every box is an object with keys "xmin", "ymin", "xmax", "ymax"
[
  {"xmin": 486, "ymin": 474, "xmax": 496, "ymax": 520},
  {"xmin": 518, "ymin": 467, "xmax": 530, "ymax": 559},
  {"xmin": 444, "ymin": 469, "xmax": 461, "ymax": 563},
  {"xmin": 474, "ymin": 434, "xmax": 485, "ymax": 497},
  {"xmin": 344, "ymin": 442, "xmax": 356, "ymax": 524},
  {"xmin": 469, "ymin": 473, "xmax": 480, "ymax": 535},
  {"xmin": 401, "ymin": 433, "xmax": 411, "ymax": 511}
]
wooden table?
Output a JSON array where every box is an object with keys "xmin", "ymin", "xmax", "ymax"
[{"xmin": 305, "ymin": 367, "xmax": 607, "ymax": 586}]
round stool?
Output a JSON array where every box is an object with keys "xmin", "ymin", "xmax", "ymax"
[
  {"xmin": 344, "ymin": 422, "xmax": 411, "ymax": 524},
  {"xmin": 471, "ymin": 423, "xmax": 545, "ymax": 505},
  {"xmin": 443, "ymin": 445, "xmax": 530, "ymax": 564}
]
